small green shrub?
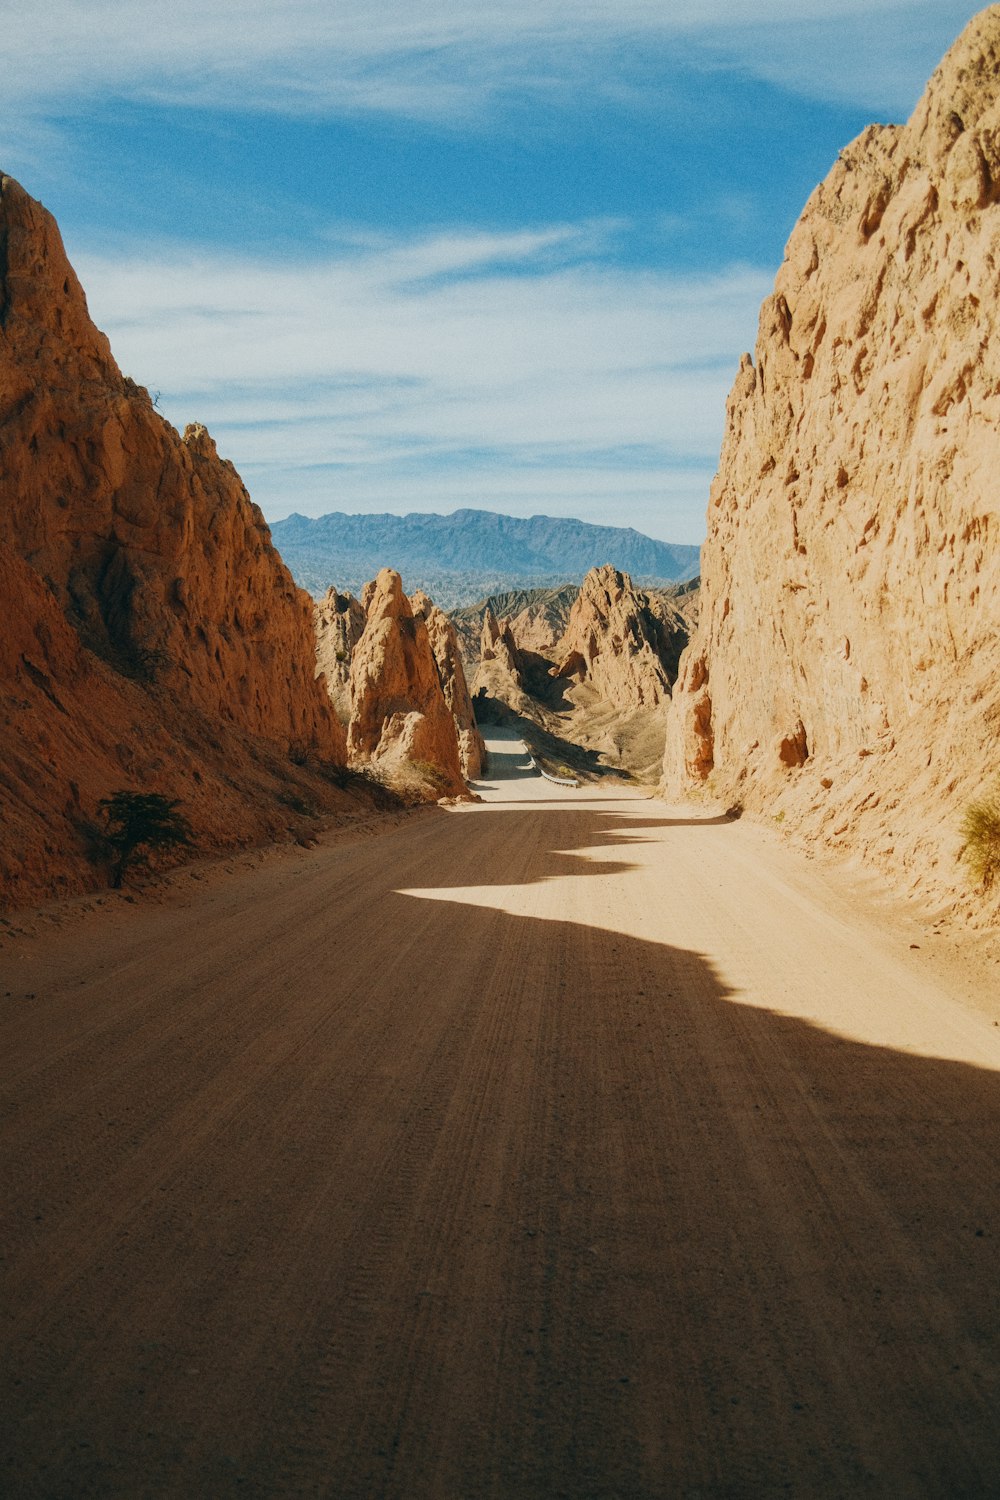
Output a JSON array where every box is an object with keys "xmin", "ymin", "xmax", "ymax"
[
  {"xmin": 98, "ymin": 791, "xmax": 194, "ymax": 888},
  {"xmin": 959, "ymin": 789, "xmax": 1000, "ymax": 889}
]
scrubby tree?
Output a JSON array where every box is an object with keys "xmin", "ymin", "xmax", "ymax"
[
  {"xmin": 960, "ymin": 787, "xmax": 1000, "ymax": 889},
  {"xmin": 98, "ymin": 791, "xmax": 194, "ymax": 888}
]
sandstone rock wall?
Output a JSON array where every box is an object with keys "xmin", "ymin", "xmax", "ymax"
[
  {"xmin": 347, "ymin": 570, "xmax": 465, "ymax": 797},
  {"xmin": 665, "ymin": 9, "xmax": 1000, "ymax": 921},
  {"xmin": 470, "ymin": 608, "xmax": 536, "ymax": 718},
  {"xmin": 0, "ymin": 541, "xmax": 359, "ymax": 907},
  {"xmin": 314, "ymin": 588, "xmax": 367, "ymax": 724},
  {"xmin": 0, "ymin": 174, "xmax": 353, "ymax": 905},
  {"xmin": 0, "ymin": 173, "xmax": 341, "ymax": 758}
]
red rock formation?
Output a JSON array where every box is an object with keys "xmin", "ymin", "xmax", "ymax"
[
  {"xmin": 347, "ymin": 569, "xmax": 465, "ymax": 797},
  {"xmin": 664, "ymin": 11, "xmax": 1000, "ymax": 923},
  {"xmin": 411, "ymin": 591, "xmax": 485, "ymax": 779},
  {"xmin": 0, "ymin": 173, "xmax": 341, "ymax": 755},
  {"xmin": 0, "ymin": 541, "xmax": 358, "ymax": 906},
  {"xmin": 0, "ymin": 173, "xmax": 350, "ymax": 905}
]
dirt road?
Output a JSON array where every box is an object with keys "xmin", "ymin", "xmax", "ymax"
[{"xmin": 3, "ymin": 727, "xmax": 1000, "ymax": 1497}]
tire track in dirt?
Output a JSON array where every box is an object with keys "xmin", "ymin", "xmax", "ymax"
[{"xmin": 2, "ymin": 737, "xmax": 1000, "ymax": 1497}]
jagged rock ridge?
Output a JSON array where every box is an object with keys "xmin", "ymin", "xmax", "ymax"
[
  {"xmin": 665, "ymin": 8, "xmax": 1000, "ymax": 923},
  {"xmin": 0, "ymin": 174, "xmax": 348, "ymax": 905},
  {"xmin": 553, "ymin": 565, "xmax": 679, "ymax": 713},
  {"xmin": 314, "ymin": 588, "xmax": 367, "ymax": 724},
  {"xmin": 471, "ymin": 566, "xmax": 692, "ymax": 783},
  {"xmin": 345, "ymin": 569, "xmax": 467, "ymax": 798},
  {"xmin": 411, "ymin": 591, "xmax": 486, "ymax": 779}
]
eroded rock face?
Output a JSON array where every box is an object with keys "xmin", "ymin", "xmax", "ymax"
[
  {"xmin": 411, "ymin": 591, "xmax": 485, "ymax": 779},
  {"xmin": 470, "ymin": 608, "xmax": 535, "ymax": 718},
  {"xmin": 347, "ymin": 570, "xmax": 465, "ymax": 796},
  {"xmin": 664, "ymin": 11, "xmax": 1000, "ymax": 920},
  {"xmin": 0, "ymin": 540, "xmax": 356, "ymax": 907},
  {"xmin": 0, "ymin": 174, "xmax": 352, "ymax": 905},
  {"xmin": 0, "ymin": 173, "xmax": 342, "ymax": 759},
  {"xmin": 553, "ymin": 565, "xmax": 678, "ymax": 713},
  {"xmin": 314, "ymin": 588, "xmax": 367, "ymax": 724}
]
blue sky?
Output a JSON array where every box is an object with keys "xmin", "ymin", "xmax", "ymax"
[{"xmin": 1, "ymin": 1, "xmax": 980, "ymax": 542}]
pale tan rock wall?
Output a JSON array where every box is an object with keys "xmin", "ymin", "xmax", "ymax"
[
  {"xmin": 315, "ymin": 589, "xmax": 367, "ymax": 724},
  {"xmin": 665, "ymin": 9, "xmax": 1000, "ymax": 921}
]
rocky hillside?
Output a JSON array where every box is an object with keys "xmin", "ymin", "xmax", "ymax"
[
  {"xmin": 0, "ymin": 174, "xmax": 352, "ymax": 906},
  {"xmin": 450, "ymin": 584, "xmax": 579, "ymax": 668},
  {"xmin": 665, "ymin": 8, "xmax": 1000, "ymax": 925},
  {"xmin": 271, "ymin": 508, "xmax": 700, "ymax": 606}
]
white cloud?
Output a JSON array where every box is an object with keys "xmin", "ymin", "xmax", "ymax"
[
  {"xmin": 0, "ymin": 0, "xmax": 976, "ymax": 120},
  {"xmin": 73, "ymin": 223, "xmax": 769, "ymax": 540}
]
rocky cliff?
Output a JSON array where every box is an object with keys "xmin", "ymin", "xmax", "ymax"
[
  {"xmin": 0, "ymin": 174, "xmax": 350, "ymax": 905},
  {"xmin": 347, "ymin": 569, "xmax": 466, "ymax": 798},
  {"xmin": 553, "ymin": 566, "xmax": 682, "ymax": 713},
  {"xmin": 471, "ymin": 608, "xmax": 536, "ymax": 719},
  {"xmin": 0, "ymin": 174, "xmax": 339, "ymax": 753},
  {"xmin": 665, "ymin": 8, "xmax": 1000, "ymax": 922}
]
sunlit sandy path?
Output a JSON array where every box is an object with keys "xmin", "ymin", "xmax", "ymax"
[{"xmin": 2, "ymin": 725, "xmax": 999, "ymax": 1497}]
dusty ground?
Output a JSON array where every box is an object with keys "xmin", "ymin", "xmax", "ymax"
[{"xmin": 2, "ymin": 727, "xmax": 999, "ymax": 1498}]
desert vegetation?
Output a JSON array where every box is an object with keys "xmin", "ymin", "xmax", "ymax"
[{"xmin": 960, "ymin": 787, "xmax": 1000, "ymax": 890}]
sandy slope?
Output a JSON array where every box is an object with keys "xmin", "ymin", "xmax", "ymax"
[{"xmin": 2, "ymin": 728, "xmax": 999, "ymax": 1498}]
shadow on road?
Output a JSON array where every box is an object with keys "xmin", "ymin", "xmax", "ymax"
[{"xmin": 2, "ymin": 800, "xmax": 999, "ymax": 1499}]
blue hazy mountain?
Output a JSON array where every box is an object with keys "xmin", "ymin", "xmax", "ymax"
[{"xmin": 271, "ymin": 508, "xmax": 701, "ymax": 607}]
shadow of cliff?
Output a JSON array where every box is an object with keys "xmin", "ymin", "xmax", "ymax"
[{"xmin": 2, "ymin": 804, "xmax": 999, "ymax": 1500}]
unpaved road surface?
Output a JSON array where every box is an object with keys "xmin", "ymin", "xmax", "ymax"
[{"xmin": 3, "ymin": 727, "xmax": 1000, "ymax": 1498}]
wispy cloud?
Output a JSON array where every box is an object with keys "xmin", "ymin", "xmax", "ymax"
[
  {"xmin": 74, "ymin": 223, "xmax": 770, "ymax": 540},
  {"xmin": 2, "ymin": 1, "xmax": 975, "ymax": 120}
]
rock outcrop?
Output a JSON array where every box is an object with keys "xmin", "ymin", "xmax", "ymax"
[
  {"xmin": 0, "ymin": 173, "xmax": 351, "ymax": 906},
  {"xmin": 470, "ymin": 608, "xmax": 536, "ymax": 718},
  {"xmin": 664, "ymin": 9, "xmax": 1000, "ymax": 922},
  {"xmin": 479, "ymin": 609, "xmax": 522, "ymax": 679},
  {"xmin": 552, "ymin": 566, "xmax": 680, "ymax": 713},
  {"xmin": 314, "ymin": 588, "xmax": 367, "ymax": 723},
  {"xmin": 347, "ymin": 570, "xmax": 465, "ymax": 797},
  {"xmin": 411, "ymin": 591, "xmax": 485, "ymax": 779}
]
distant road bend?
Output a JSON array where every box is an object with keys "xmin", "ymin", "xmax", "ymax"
[{"xmin": 3, "ymin": 727, "xmax": 999, "ymax": 1497}]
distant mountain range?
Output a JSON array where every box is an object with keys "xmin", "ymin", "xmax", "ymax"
[{"xmin": 270, "ymin": 508, "xmax": 701, "ymax": 608}]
